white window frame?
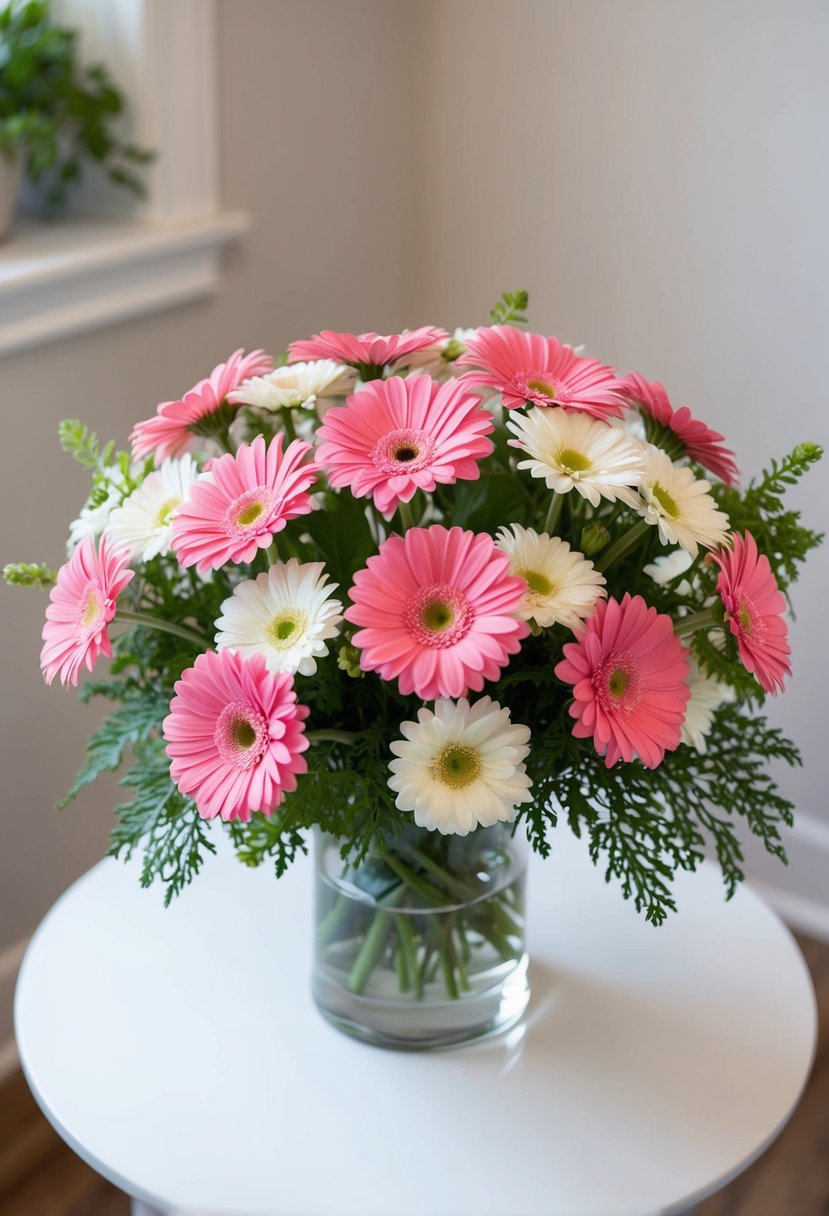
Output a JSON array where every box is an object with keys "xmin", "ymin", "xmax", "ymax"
[{"xmin": 0, "ymin": 0, "xmax": 246, "ymax": 357}]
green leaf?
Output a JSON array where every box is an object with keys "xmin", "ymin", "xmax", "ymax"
[
  {"xmin": 3, "ymin": 560, "xmax": 55, "ymax": 588},
  {"xmin": 488, "ymin": 289, "xmax": 529, "ymax": 327},
  {"xmin": 300, "ymin": 490, "xmax": 375, "ymax": 589},
  {"xmin": 110, "ymin": 749, "xmax": 215, "ymax": 906},
  {"xmin": 58, "ymin": 696, "xmax": 167, "ymax": 809},
  {"xmin": 441, "ymin": 472, "xmax": 528, "ymax": 533},
  {"xmin": 58, "ymin": 418, "xmax": 109, "ymax": 468}
]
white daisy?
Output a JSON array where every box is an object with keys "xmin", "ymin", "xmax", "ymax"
[
  {"xmin": 388, "ymin": 697, "xmax": 532, "ymax": 836},
  {"xmin": 506, "ymin": 408, "xmax": 643, "ymax": 508},
  {"xmin": 495, "ymin": 524, "xmax": 605, "ymax": 629},
  {"xmin": 680, "ymin": 658, "xmax": 736, "ymax": 753},
  {"xmin": 107, "ymin": 455, "xmax": 199, "ymax": 562},
  {"xmin": 66, "ymin": 464, "xmax": 132, "ymax": 555},
  {"xmin": 642, "ymin": 547, "xmax": 695, "ymax": 594},
  {"xmin": 215, "ymin": 559, "xmax": 342, "ymax": 676},
  {"xmin": 228, "ymin": 360, "xmax": 354, "ymax": 411},
  {"xmin": 635, "ymin": 444, "xmax": 730, "ymax": 557}
]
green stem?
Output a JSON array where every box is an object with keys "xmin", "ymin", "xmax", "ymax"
[
  {"xmin": 281, "ymin": 411, "xmax": 298, "ymax": 445},
  {"xmin": 382, "ymin": 853, "xmax": 449, "ymax": 907},
  {"xmin": 594, "ymin": 518, "xmax": 650, "ymax": 571},
  {"xmin": 397, "ymin": 500, "xmax": 416, "ymax": 532},
  {"xmin": 266, "ymin": 541, "xmax": 280, "ymax": 566},
  {"xmin": 114, "ymin": 610, "xmax": 208, "ymax": 649},
  {"xmin": 438, "ymin": 930, "xmax": 460, "ymax": 1000},
  {"xmin": 306, "ymin": 729, "xmax": 360, "ymax": 746},
  {"xmin": 395, "ymin": 914, "xmax": 418, "ymax": 994},
  {"xmin": 346, "ymin": 910, "xmax": 392, "ymax": 994},
  {"xmin": 316, "ymin": 895, "xmax": 352, "ymax": 949},
  {"xmin": 675, "ymin": 607, "xmax": 717, "ymax": 638},
  {"xmin": 404, "ymin": 844, "xmax": 480, "ymax": 903},
  {"xmin": 543, "ymin": 491, "xmax": 564, "ymax": 536}
]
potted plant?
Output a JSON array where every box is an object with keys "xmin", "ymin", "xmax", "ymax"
[{"xmin": 0, "ymin": 0, "xmax": 151, "ymax": 239}]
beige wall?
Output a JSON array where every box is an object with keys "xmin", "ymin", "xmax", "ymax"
[
  {"xmin": 2, "ymin": 0, "xmax": 828, "ymax": 976},
  {"xmin": 412, "ymin": 0, "xmax": 829, "ymax": 828},
  {"xmin": 0, "ymin": 0, "xmax": 418, "ymax": 958}
]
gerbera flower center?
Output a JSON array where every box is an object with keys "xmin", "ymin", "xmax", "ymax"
[
  {"xmin": 727, "ymin": 592, "xmax": 764, "ymax": 640},
  {"xmin": 517, "ymin": 567, "xmax": 555, "ymax": 598},
  {"xmin": 371, "ymin": 428, "xmax": 436, "ymax": 474},
  {"xmin": 556, "ymin": 447, "xmax": 592, "ymax": 475},
  {"xmin": 403, "ymin": 583, "xmax": 473, "ymax": 648},
  {"xmin": 76, "ymin": 581, "xmax": 107, "ymax": 636},
  {"xmin": 523, "ymin": 375, "xmax": 562, "ymax": 403},
  {"xmin": 433, "ymin": 744, "xmax": 481, "ymax": 790},
  {"xmin": 595, "ymin": 650, "xmax": 643, "ymax": 714},
  {"xmin": 222, "ymin": 486, "xmax": 278, "ymax": 537},
  {"xmin": 153, "ymin": 496, "xmax": 181, "ymax": 529},
  {"xmin": 266, "ymin": 610, "xmax": 307, "ymax": 648},
  {"xmin": 651, "ymin": 482, "xmax": 680, "ymax": 518},
  {"xmin": 214, "ymin": 701, "xmax": 269, "ymax": 769}
]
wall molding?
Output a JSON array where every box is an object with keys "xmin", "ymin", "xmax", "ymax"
[{"xmin": 0, "ymin": 211, "xmax": 248, "ymax": 357}]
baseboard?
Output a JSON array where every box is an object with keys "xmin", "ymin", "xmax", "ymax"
[
  {"xmin": 0, "ymin": 937, "xmax": 28, "ymax": 1083},
  {"xmin": 742, "ymin": 810, "xmax": 829, "ymax": 944}
]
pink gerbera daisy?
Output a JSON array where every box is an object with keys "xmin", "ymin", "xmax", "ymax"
[
  {"xmin": 316, "ymin": 375, "xmax": 494, "ymax": 515},
  {"xmin": 456, "ymin": 325, "xmax": 626, "ymax": 419},
  {"xmin": 711, "ymin": 531, "xmax": 791, "ymax": 694},
  {"xmin": 622, "ymin": 372, "xmax": 739, "ymax": 486},
  {"xmin": 40, "ymin": 534, "xmax": 134, "ymax": 686},
  {"xmin": 163, "ymin": 648, "xmax": 309, "ymax": 822},
  {"xmin": 131, "ymin": 349, "xmax": 274, "ymax": 463},
  {"xmin": 288, "ymin": 326, "xmax": 448, "ymax": 375},
  {"xmin": 345, "ymin": 525, "xmax": 530, "ymax": 700},
  {"xmin": 170, "ymin": 434, "xmax": 318, "ymax": 573},
  {"xmin": 555, "ymin": 594, "xmax": 691, "ymax": 769}
]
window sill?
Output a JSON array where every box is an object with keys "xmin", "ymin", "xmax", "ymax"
[{"xmin": 0, "ymin": 210, "xmax": 248, "ymax": 357}]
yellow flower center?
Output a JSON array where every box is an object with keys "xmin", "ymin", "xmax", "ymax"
[
  {"xmin": 267, "ymin": 611, "xmax": 306, "ymax": 648},
  {"xmin": 557, "ymin": 447, "xmax": 592, "ymax": 475},
  {"xmin": 233, "ymin": 719, "xmax": 257, "ymax": 749},
  {"xmin": 527, "ymin": 378, "xmax": 558, "ymax": 399},
  {"xmin": 433, "ymin": 744, "xmax": 481, "ymax": 790},
  {"xmin": 517, "ymin": 567, "xmax": 555, "ymax": 597},
  {"xmin": 238, "ymin": 501, "xmax": 265, "ymax": 527},
  {"xmin": 608, "ymin": 667, "xmax": 629, "ymax": 698},
  {"xmin": 651, "ymin": 482, "xmax": 680, "ymax": 518},
  {"xmin": 153, "ymin": 496, "xmax": 181, "ymax": 528},
  {"xmin": 81, "ymin": 590, "xmax": 102, "ymax": 628}
]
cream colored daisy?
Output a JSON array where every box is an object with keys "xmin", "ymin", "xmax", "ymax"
[
  {"xmin": 388, "ymin": 697, "xmax": 532, "ymax": 836},
  {"xmin": 635, "ymin": 444, "xmax": 730, "ymax": 557},
  {"xmin": 643, "ymin": 547, "xmax": 694, "ymax": 586},
  {"xmin": 506, "ymin": 407, "xmax": 643, "ymax": 507},
  {"xmin": 680, "ymin": 658, "xmax": 736, "ymax": 753},
  {"xmin": 215, "ymin": 559, "xmax": 342, "ymax": 676},
  {"xmin": 107, "ymin": 455, "xmax": 199, "ymax": 562},
  {"xmin": 228, "ymin": 359, "xmax": 354, "ymax": 411},
  {"xmin": 495, "ymin": 524, "xmax": 605, "ymax": 629}
]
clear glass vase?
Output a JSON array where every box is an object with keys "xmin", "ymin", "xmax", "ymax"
[{"xmin": 312, "ymin": 821, "xmax": 530, "ymax": 1050}]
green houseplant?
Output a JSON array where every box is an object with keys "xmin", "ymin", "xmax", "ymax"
[{"xmin": 0, "ymin": 0, "xmax": 151, "ymax": 236}]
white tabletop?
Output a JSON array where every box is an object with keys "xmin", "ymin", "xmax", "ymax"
[{"xmin": 15, "ymin": 826, "xmax": 816, "ymax": 1216}]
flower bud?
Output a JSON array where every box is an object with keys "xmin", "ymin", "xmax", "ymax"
[{"xmin": 579, "ymin": 522, "xmax": 610, "ymax": 557}]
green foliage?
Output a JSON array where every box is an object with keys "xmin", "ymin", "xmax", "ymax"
[
  {"xmin": 0, "ymin": 0, "xmax": 152, "ymax": 208},
  {"xmin": 110, "ymin": 741, "xmax": 215, "ymax": 907},
  {"xmin": 3, "ymin": 560, "xmax": 55, "ymax": 588},
  {"xmin": 58, "ymin": 692, "xmax": 169, "ymax": 809},
  {"xmin": 489, "ymin": 289, "xmax": 529, "ymax": 327},
  {"xmin": 521, "ymin": 700, "xmax": 800, "ymax": 925},
  {"xmin": 58, "ymin": 418, "xmax": 114, "ymax": 469},
  {"xmin": 711, "ymin": 443, "xmax": 823, "ymax": 598}
]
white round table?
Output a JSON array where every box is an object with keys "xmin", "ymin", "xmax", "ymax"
[{"xmin": 15, "ymin": 826, "xmax": 816, "ymax": 1216}]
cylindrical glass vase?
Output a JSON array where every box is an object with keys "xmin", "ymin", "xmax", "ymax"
[{"xmin": 312, "ymin": 821, "xmax": 530, "ymax": 1050}]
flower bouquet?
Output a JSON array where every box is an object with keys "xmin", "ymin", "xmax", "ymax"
[{"xmin": 6, "ymin": 290, "xmax": 822, "ymax": 1049}]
